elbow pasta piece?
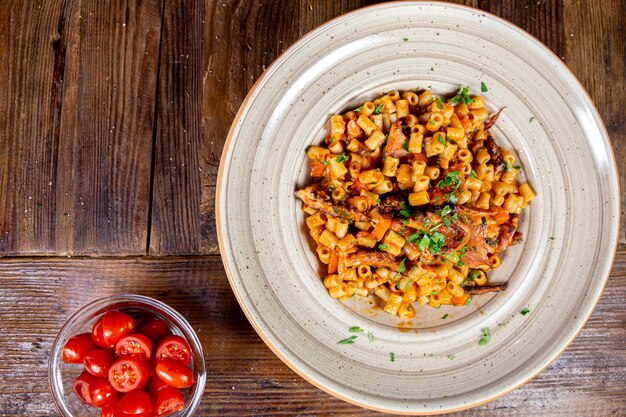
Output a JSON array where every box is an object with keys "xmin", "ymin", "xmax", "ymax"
[{"xmin": 296, "ymin": 88, "xmax": 534, "ymax": 318}]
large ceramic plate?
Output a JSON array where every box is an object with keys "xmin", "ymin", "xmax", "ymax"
[{"xmin": 216, "ymin": 2, "xmax": 619, "ymax": 414}]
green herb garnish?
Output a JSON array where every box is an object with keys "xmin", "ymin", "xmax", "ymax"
[
  {"xmin": 337, "ymin": 336, "xmax": 357, "ymax": 345},
  {"xmin": 442, "ymin": 314, "xmax": 449, "ymax": 319},
  {"xmin": 368, "ymin": 332, "xmax": 375, "ymax": 343},
  {"xmin": 373, "ymin": 104, "xmax": 384, "ymax": 115},
  {"xmin": 505, "ymin": 159, "xmax": 513, "ymax": 172},
  {"xmin": 478, "ymin": 327, "xmax": 490, "ymax": 346},
  {"xmin": 336, "ymin": 154, "xmax": 349, "ymax": 163},
  {"xmin": 481, "ymin": 81, "xmax": 488, "ymax": 92},
  {"xmin": 354, "ymin": 105, "xmax": 363, "ymax": 112},
  {"xmin": 399, "ymin": 201, "xmax": 411, "ymax": 218},
  {"xmin": 390, "ymin": 352, "xmax": 395, "ymax": 362},
  {"xmin": 403, "ymin": 37, "xmax": 408, "ymax": 42},
  {"xmin": 436, "ymin": 97, "xmax": 444, "ymax": 110},
  {"xmin": 397, "ymin": 258, "xmax": 407, "ymax": 275},
  {"xmin": 407, "ymin": 233, "xmax": 420, "ymax": 243},
  {"xmin": 529, "ymin": 116, "xmax": 536, "ymax": 123},
  {"xmin": 521, "ymin": 308, "xmax": 530, "ymax": 316},
  {"xmin": 447, "ymin": 354, "xmax": 455, "ymax": 360},
  {"xmin": 349, "ymin": 326, "xmax": 364, "ymax": 333},
  {"xmin": 305, "ymin": 145, "xmax": 312, "ymax": 153},
  {"xmin": 378, "ymin": 243, "xmax": 388, "ymax": 251},
  {"xmin": 437, "ymin": 135, "xmax": 446, "ymax": 146},
  {"xmin": 451, "ymin": 86, "xmax": 473, "ymax": 106},
  {"xmin": 441, "ymin": 205, "xmax": 452, "ymax": 217},
  {"xmin": 417, "ymin": 234, "xmax": 431, "ymax": 251}
]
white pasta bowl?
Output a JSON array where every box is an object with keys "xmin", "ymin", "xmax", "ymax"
[{"xmin": 216, "ymin": 2, "xmax": 619, "ymax": 414}]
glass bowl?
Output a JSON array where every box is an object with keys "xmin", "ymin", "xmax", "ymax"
[{"xmin": 49, "ymin": 294, "xmax": 206, "ymax": 416}]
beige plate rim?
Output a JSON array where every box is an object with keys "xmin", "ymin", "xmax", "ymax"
[{"xmin": 215, "ymin": 1, "xmax": 620, "ymax": 414}]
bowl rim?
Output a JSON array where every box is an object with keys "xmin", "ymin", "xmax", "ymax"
[
  {"xmin": 48, "ymin": 294, "xmax": 207, "ymax": 417},
  {"xmin": 215, "ymin": 1, "xmax": 620, "ymax": 414}
]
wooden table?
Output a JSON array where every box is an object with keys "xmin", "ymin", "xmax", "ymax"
[{"xmin": 1, "ymin": 1, "xmax": 624, "ymax": 415}]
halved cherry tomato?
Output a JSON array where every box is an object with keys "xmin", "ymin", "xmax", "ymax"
[
  {"xmin": 153, "ymin": 386, "xmax": 184, "ymax": 416},
  {"xmin": 108, "ymin": 357, "xmax": 149, "ymax": 393},
  {"xmin": 89, "ymin": 377, "xmax": 118, "ymax": 407},
  {"xmin": 155, "ymin": 336, "xmax": 191, "ymax": 365},
  {"xmin": 99, "ymin": 311, "xmax": 135, "ymax": 348},
  {"xmin": 148, "ymin": 376, "xmax": 169, "ymax": 395},
  {"xmin": 73, "ymin": 371, "xmax": 96, "ymax": 406},
  {"xmin": 62, "ymin": 333, "xmax": 97, "ymax": 364},
  {"xmin": 155, "ymin": 359, "xmax": 194, "ymax": 388},
  {"xmin": 84, "ymin": 349, "xmax": 117, "ymax": 377},
  {"xmin": 137, "ymin": 319, "xmax": 171, "ymax": 347},
  {"xmin": 115, "ymin": 334, "xmax": 152, "ymax": 362},
  {"xmin": 117, "ymin": 389, "xmax": 153, "ymax": 415}
]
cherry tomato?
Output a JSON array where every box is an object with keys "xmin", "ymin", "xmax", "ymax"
[
  {"xmin": 155, "ymin": 336, "xmax": 191, "ymax": 365},
  {"xmin": 100, "ymin": 401, "xmax": 119, "ymax": 417},
  {"xmin": 73, "ymin": 370, "xmax": 96, "ymax": 406},
  {"xmin": 155, "ymin": 359, "xmax": 195, "ymax": 388},
  {"xmin": 117, "ymin": 389, "xmax": 153, "ymax": 415},
  {"xmin": 92, "ymin": 318, "xmax": 109, "ymax": 348},
  {"xmin": 137, "ymin": 319, "xmax": 172, "ymax": 346},
  {"xmin": 115, "ymin": 334, "xmax": 152, "ymax": 362},
  {"xmin": 148, "ymin": 376, "xmax": 170, "ymax": 395},
  {"xmin": 108, "ymin": 357, "xmax": 149, "ymax": 393},
  {"xmin": 153, "ymin": 386, "xmax": 184, "ymax": 416},
  {"xmin": 62, "ymin": 333, "xmax": 97, "ymax": 364},
  {"xmin": 84, "ymin": 349, "xmax": 117, "ymax": 377},
  {"xmin": 100, "ymin": 311, "xmax": 135, "ymax": 347},
  {"xmin": 89, "ymin": 377, "xmax": 118, "ymax": 407}
]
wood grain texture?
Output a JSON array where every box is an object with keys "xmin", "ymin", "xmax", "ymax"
[
  {"xmin": 0, "ymin": 0, "xmax": 162, "ymax": 255},
  {"xmin": 0, "ymin": 253, "xmax": 623, "ymax": 416},
  {"xmin": 563, "ymin": 0, "xmax": 626, "ymax": 247}
]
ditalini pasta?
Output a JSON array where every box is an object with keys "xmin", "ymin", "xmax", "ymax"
[{"xmin": 295, "ymin": 87, "xmax": 535, "ymax": 318}]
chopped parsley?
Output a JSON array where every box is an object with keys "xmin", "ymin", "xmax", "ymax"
[
  {"xmin": 529, "ymin": 116, "xmax": 536, "ymax": 123},
  {"xmin": 378, "ymin": 243, "xmax": 388, "ymax": 251},
  {"xmin": 397, "ymin": 258, "xmax": 407, "ymax": 276},
  {"xmin": 468, "ymin": 169, "xmax": 477, "ymax": 178},
  {"xmin": 389, "ymin": 352, "xmax": 395, "ymax": 362},
  {"xmin": 353, "ymin": 105, "xmax": 363, "ymax": 112},
  {"xmin": 451, "ymin": 86, "xmax": 473, "ymax": 106},
  {"xmin": 447, "ymin": 354, "xmax": 455, "ymax": 360},
  {"xmin": 465, "ymin": 297, "xmax": 472, "ymax": 305},
  {"xmin": 436, "ymin": 97, "xmax": 444, "ymax": 110},
  {"xmin": 368, "ymin": 332, "xmax": 375, "ymax": 343},
  {"xmin": 430, "ymin": 119, "xmax": 435, "ymax": 126},
  {"xmin": 305, "ymin": 145, "xmax": 312, "ymax": 153},
  {"xmin": 505, "ymin": 159, "xmax": 513, "ymax": 172},
  {"xmin": 437, "ymin": 135, "xmax": 446, "ymax": 146},
  {"xmin": 417, "ymin": 234, "xmax": 431, "ymax": 251},
  {"xmin": 446, "ymin": 191, "xmax": 459, "ymax": 204},
  {"xmin": 515, "ymin": 165, "xmax": 523, "ymax": 171},
  {"xmin": 443, "ymin": 217, "xmax": 451, "ymax": 227},
  {"xmin": 336, "ymin": 154, "xmax": 349, "ymax": 163},
  {"xmin": 407, "ymin": 233, "xmax": 420, "ymax": 243},
  {"xmin": 337, "ymin": 336, "xmax": 357, "ymax": 345},
  {"xmin": 403, "ymin": 37, "xmax": 408, "ymax": 42},
  {"xmin": 430, "ymin": 67, "xmax": 434, "ymax": 71},
  {"xmin": 481, "ymin": 81, "xmax": 488, "ymax": 92},
  {"xmin": 442, "ymin": 314, "xmax": 449, "ymax": 319},
  {"xmin": 437, "ymin": 171, "xmax": 460, "ymax": 190},
  {"xmin": 440, "ymin": 205, "xmax": 453, "ymax": 217},
  {"xmin": 549, "ymin": 236, "xmax": 555, "ymax": 240},
  {"xmin": 429, "ymin": 232, "xmax": 446, "ymax": 254},
  {"xmin": 462, "ymin": 270, "xmax": 481, "ymax": 286},
  {"xmin": 349, "ymin": 326, "xmax": 363, "ymax": 333},
  {"xmin": 521, "ymin": 308, "xmax": 530, "ymax": 316},
  {"xmin": 399, "ymin": 201, "xmax": 411, "ymax": 218},
  {"xmin": 373, "ymin": 104, "xmax": 384, "ymax": 115},
  {"xmin": 478, "ymin": 327, "xmax": 491, "ymax": 346}
]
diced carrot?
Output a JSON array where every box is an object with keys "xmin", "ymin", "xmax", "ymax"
[
  {"xmin": 328, "ymin": 250, "xmax": 339, "ymax": 274},
  {"xmin": 452, "ymin": 292, "xmax": 469, "ymax": 306},
  {"xmin": 492, "ymin": 207, "xmax": 510, "ymax": 225},
  {"xmin": 310, "ymin": 161, "xmax": 326, "ymax": 177},
  {"xmin": 371, "ymin": 218, "xmax": 392, "ymax": 241}
]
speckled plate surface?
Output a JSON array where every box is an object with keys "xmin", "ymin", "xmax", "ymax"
[{"xmin": 216, "ymin": 2, "xmax": 619, "ymax": 414}]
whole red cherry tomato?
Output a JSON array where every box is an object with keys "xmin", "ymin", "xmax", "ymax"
[
  {"xmin": 148, "ymin": 376, "xmax": 170, "ymax": 395},
  {"xmin": 153, "ymin": 386, "xmax": 184, "ymax": 416},
  {"xmin": 73, "ymin": 370, "xmax": 96, "ymax": 406},
  {"xmin": 89, "ymin": 377, "xmax": 118, "ymax": 407},
  {"xmin": 99, "ymin": 401, "xmax": 119, "ymax": 417},
  {"xmin": 62, "ymin": 333, "xmax": 97, "ymax": 364},
  {"xmin": 137, "ymin": 319, "xmax": 172, "ymax": 347},
  {"xmin": 155, "ymin": 359, "xmax": 194, "ymax": 388},
  {"xmin": 155, "ymin": 336, "xmax": 191, "ymax": 365},
  {"xmin": 117, "ymin": 389, "xmax": 153, "ymax": 415},
  {"xmin": 100, "ymin": 311, "xmax": 135, "ymax": 347},
  {"xmin": 108, "ymin": 357, "xmax": 149, "ymax": 393},
  {"xmin": 115, "ymin": 333, "xmax": 152, "ymax": 362},
  {"xmin": 84, "ymin": 349, "xmax": 117, "ymax": 377},
  {"xmin": 92, "ymin": 318, "xmax": 109, "ymax": 349}
]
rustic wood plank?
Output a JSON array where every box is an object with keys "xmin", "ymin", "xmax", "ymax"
[
  {"xmin": 0, "ymin": 0, "xmax": 163, "ymax": 255},
  {"xmin": 0, "ymin": 252, "xmax": 623, "ymax": 416},
  {"xmin": 563, "ymin": 0, "xmax": 626, "ymax": 247}
]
